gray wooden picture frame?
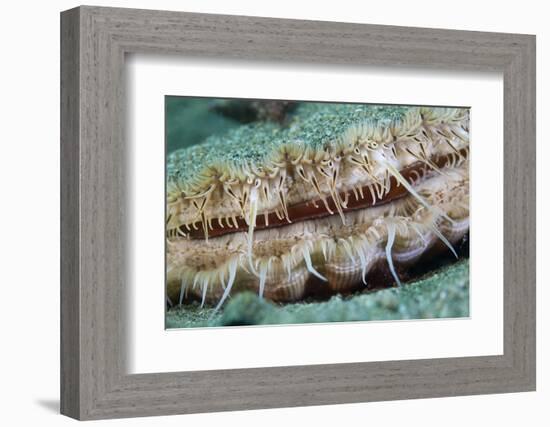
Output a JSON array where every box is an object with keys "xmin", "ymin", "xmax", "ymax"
[{"xmin": 60, "ymin": 5, "xmax": 536, "ymax": 420}]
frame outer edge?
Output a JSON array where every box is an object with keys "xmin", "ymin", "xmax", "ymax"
[
  {"xmin": 527, "ymin": 35, "xmax": 536, "ymax": 390},
  {"xmin": 60, "ymin": 6, "xmax": 81, "ymax": 420},
  {"xmin": 518, "ymin": 34, "xmax": 536, "ymax": 389}
]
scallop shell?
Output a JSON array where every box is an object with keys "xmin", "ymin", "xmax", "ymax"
[{"xmin": 166, "ymin": 104, "xmax": 470, "ymax": 308}]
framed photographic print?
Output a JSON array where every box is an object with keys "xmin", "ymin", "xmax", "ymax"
[{"xmin": 60, "ymin": 6, "xmax": 536, "ymax": 420}]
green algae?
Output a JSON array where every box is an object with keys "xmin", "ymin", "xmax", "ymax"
[
  {"xmin": 167, "ymin": 101, "xmax": 412, "ymax": 186},
  {"xmin": 166, "ymin": 258, "xmax": 469, "ymax": 329}
]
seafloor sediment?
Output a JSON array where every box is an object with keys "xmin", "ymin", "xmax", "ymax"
[{"xmin": 166, "ymin": 258, "xmax": 469, "ymax": 328}]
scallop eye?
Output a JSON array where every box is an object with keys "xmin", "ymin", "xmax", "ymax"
[{"xmin": 354, "ymin": 148, "xmax": 361, "ymax": 155}]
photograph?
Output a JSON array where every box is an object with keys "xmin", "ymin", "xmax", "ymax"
[{"xmin": 165, "ymin": 97, "xmax": 470, "ymax": 328}]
